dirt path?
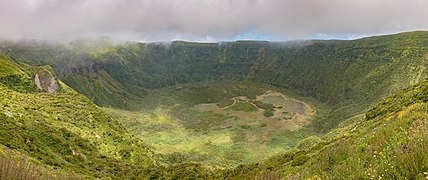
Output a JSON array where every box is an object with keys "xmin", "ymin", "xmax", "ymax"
[{"xmin": 222, "ymin": 98, "xmax": 237, "ymax": 109}]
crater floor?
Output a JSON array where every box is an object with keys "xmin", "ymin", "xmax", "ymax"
[{"xmin": 103, "ymin": 81, "xmax": 318, "ymax": 166}]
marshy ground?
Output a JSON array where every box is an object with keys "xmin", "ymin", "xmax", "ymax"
[{"xmin": 104, "ymin": 81, "xmax": 317, "ymax": 166}]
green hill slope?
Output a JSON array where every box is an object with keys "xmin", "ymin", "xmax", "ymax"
[
  {"xmin": 5, "ymin": 31, "xmax": 428, "ymax": 132},
  {"xmin": 1, "ymin": 31, "xmax": 428, "ymax": 179},
  {"xmin": 217, "ymin": 78, "xmax": 428, "ymax": 179},
  {"xmin": 0, "ymin": 53, "xmax": 156, "ymax": 178},
  {"xmin": 100, "ymin": 78, "xmax": 428, "ymax": 179}
]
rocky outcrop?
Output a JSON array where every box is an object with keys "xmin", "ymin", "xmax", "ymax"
[
  {"xmin": 62, "ymin": 60, "xmax": 101, "ymax": 75},
  {"xmin": 34, "ymin": 69, "xmax": 59, "ymax": 93}
]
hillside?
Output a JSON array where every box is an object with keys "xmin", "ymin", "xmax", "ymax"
[
  {"xmin": 0, "ymin": 53, "xmax": 157, "ymax": 178},
  {"xmin": 126, "ymin": 77, "xmax": 428, "ymax": 179},
  {"xmin": 216, "ymin": 77, "xmax": 428, "ymax": 179},
  {"xmin": 0, "ymin": 31, "xmax": 427, "ymax": 179},
  {"xmin": 5, "ymin": 31, "xmax": 428, "ymax": 132}
]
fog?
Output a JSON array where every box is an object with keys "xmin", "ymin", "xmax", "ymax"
[{"xmin": 1, "ymin": 0, "xmax": 427, "ymax": 42}]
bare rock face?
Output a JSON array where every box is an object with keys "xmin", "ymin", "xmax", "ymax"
[{"xmin": 35, "ymin": 70, "xmax": 59, "ymax": 93}]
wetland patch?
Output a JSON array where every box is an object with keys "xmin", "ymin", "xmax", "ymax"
[{"xmin": 104, "ymin": 81, "xmax": 317, "ymax": 166}]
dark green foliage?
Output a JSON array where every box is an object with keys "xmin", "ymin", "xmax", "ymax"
[
  {"xmin": 366, "ymin": 78, "xmax": 428, "ymax": 119},
  {"xmin": 218, "ymin": 78, "xmax": 428, "ymax": 179},
  {"xmin": 5, "ymin": 31, "xmax": 428, "ymax": 131},
  {"xmin": 254, "ymin": 100, "xmax": 276, "ymax": 117},
  {"xmin": 253, "ymin": 100, "xmax": 275, "ymax": 110},
  {"xmin": 0, "ymin": 75, "xmax": 37, "ymax": 93},
  {"xmin": 263, "ymin": 109, "xmax": 274, "ymax": 117},
  {"xmin": 0, "ymin": 54, "xmax": 38, "ymax": 93},
  {"xmin": 0, "ymin": 55, "xmax": 157, "ymax": 178},
  {"xmin": 291, "ymin": 154, "xmax": 310, "ymax": 166},
  {"xmin": 1, "ymin": 31, "xmax": 428, "ymax": 179}
]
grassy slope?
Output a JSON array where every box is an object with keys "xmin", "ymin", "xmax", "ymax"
[
  {"xmin": 0, "ymin": 54, "xmax": 157, "ymax": 178},
  {"xmin": 121, "ymin": 74, "xmax": 428, "ymax": 179},
  {"xmin": 0, "ymin": 31, "xmax": 427, "ymax": 178},
  {"xmin": 2, "ymin": 41, "xmax": 145, "ymax": 110},
  {"xmin": 217, "ymin": 78, "xmax": 428, "ymax": 179},
  {"xmin": 62, "ymin": 77, "xmax": 428, "ymax": 179},
  {"xmin": 0, "ymin": 144, "xmax": 81, "ymax": 179},
  {"xmin": 5, "ymin": 31, "xmax": 428, "ymax": 132},
  {"xmin": 0, "ymin": 52, "xmax": 38, "ymax": 93}
]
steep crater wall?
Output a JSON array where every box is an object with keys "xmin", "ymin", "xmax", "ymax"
[{"xmin": 4, "ymin": 31, "xmax": 428, "ymax": 131}]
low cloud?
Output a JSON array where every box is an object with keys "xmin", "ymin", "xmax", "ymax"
[{"xmin": 1, "ymin": 0, "xmax": 427, "ymax": 42}]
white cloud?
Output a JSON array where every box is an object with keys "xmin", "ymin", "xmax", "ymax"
[{"xmin": 1, "ymin": 0, "xmax": 427, "ymax": 41}]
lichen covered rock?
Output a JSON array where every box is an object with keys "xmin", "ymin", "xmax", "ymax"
[{"xmin": 34, "ymin": 68, "xmax": 58, "ymax": 93}]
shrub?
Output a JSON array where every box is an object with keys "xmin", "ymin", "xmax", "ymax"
[
  {"xmin": 263, "ymin": 110, "xmax": 274, "ymax": 117},
  {"xmin": 296, "ymin": 136, "xmax": 323, "ymax": 151},
  {"xmin": 291, "ymin": 154, "xmax": 310, "ymax": 166}
]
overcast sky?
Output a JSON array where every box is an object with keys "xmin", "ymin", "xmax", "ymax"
[{"xmin": 1, "ymin": 0, "xmax": 427, "ymax": 42}]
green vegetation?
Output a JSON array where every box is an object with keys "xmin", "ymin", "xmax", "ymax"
[
  {"xmin": 0, "ymin": 146, "xmax": 81, "ymax": 179},
  {"xmin": 263, "ymin": 109, "xmax": 274, "ymax": 117},
  {"xmin": 216, "ymin": 78, "xmax": 428, "ymax": 179},
  {"xmin": 103, "ymin": 82, "xmax": 315, "ymax": 167},
  {"xmin": 253, "ymin": 100, "xmax": 276, "ymax": 110},
  {"xmin": 1, "ymin": 31, "xmax": 428, "ymax": 178},
  {"xmin": 216, "ymin": 98, "xmax": 235, "ymax": 108},
  {"xmin": 226, "ymin": 100, "xmax": 258, "ymax": 112},
  {"xmin": 0, "ymin": 54, "xmax": 157, "ymax": 178},
  {"xmin": 253, "ymin": 100, "xmax": 276, "ymax": 117},
  {"xmin": 0, "ymin": 55, "xmax": 25, "ymax": 77},
  {"xmin": 0, "ymin": 53, "xmax": 37, "ymax": 93},
  {"xmin": 176, "ymin": 108, "xmax": 231, "ymax": 130},
  {"xmin": 7, "ymin": 31, "xmax": 428, "ymax": 133}
]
